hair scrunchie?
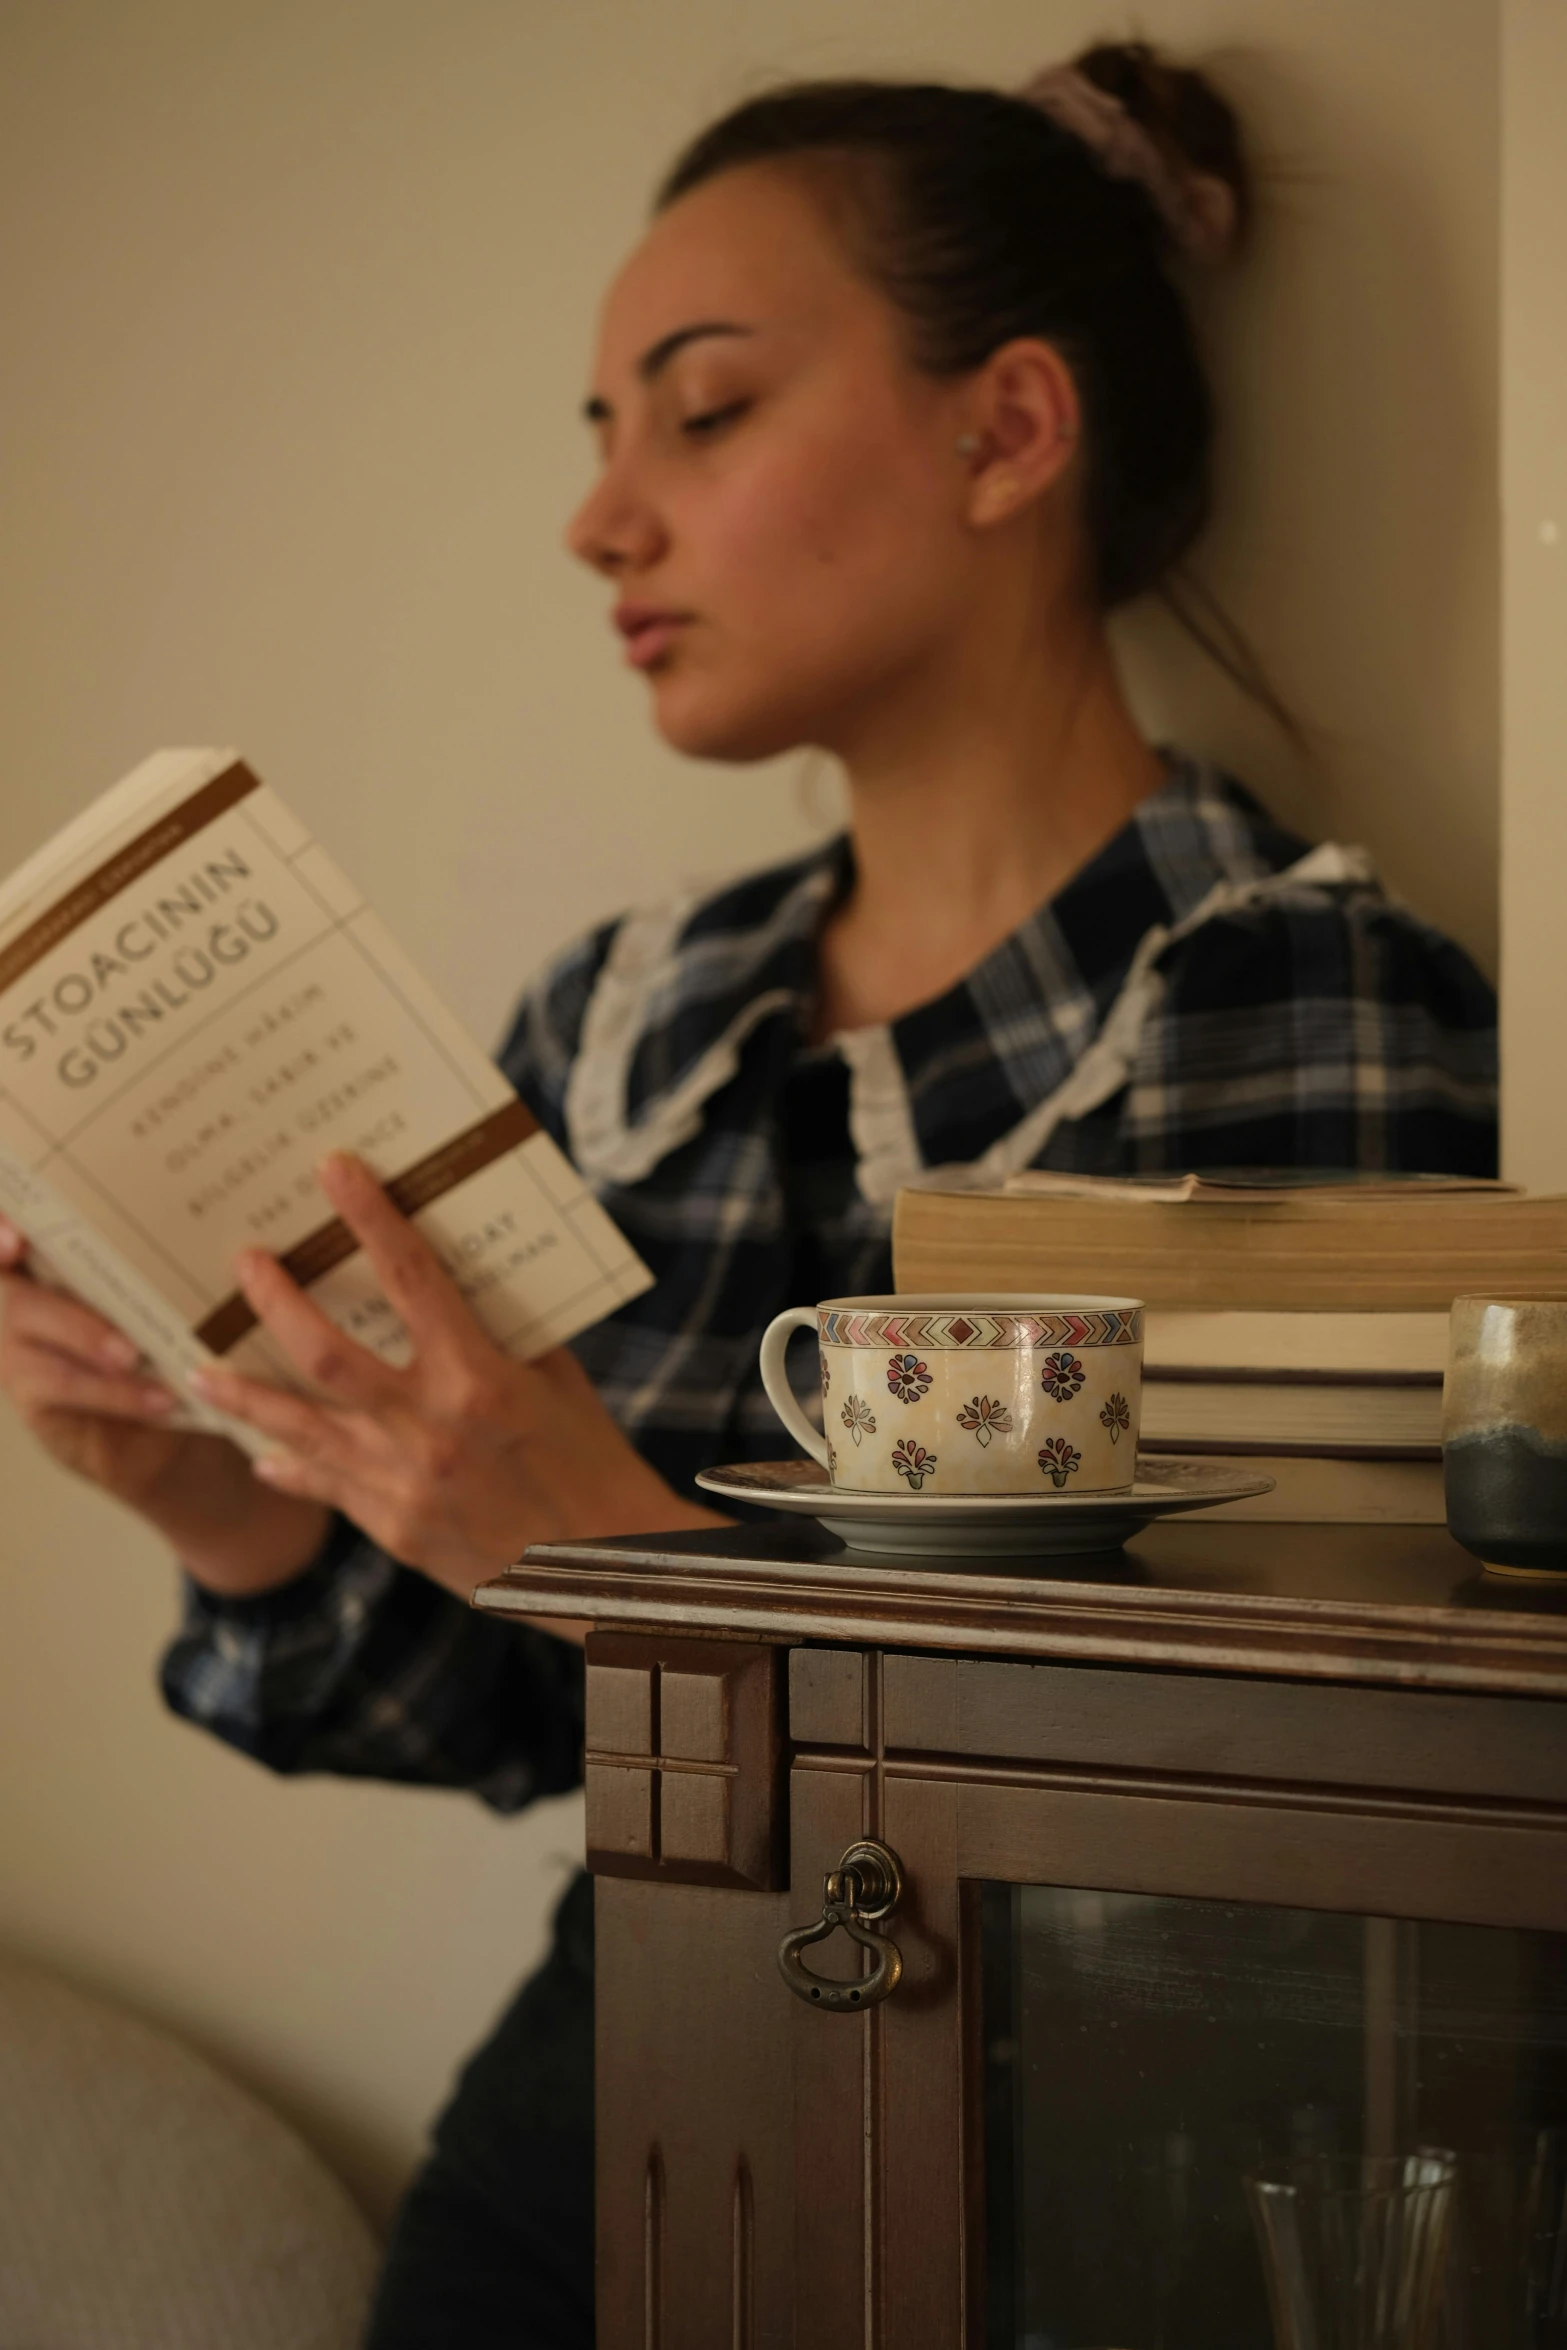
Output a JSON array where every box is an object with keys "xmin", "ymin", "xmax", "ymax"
[{"xmin": 1018, "ymin": 65, "xmax": 1240, "ymax": 264}]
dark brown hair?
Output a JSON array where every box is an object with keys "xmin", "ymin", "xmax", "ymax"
[{"xmin": 659, "ymin": 44, "xmax": 1289, "ymax": 722}]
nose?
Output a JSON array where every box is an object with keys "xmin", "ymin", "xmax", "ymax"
[{"xmin": 565, "ymin": 457, "xmax": 669, "ymax": 579}]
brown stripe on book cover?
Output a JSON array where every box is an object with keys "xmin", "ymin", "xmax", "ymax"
[
  {"xmin": 195, "ymin": 1096, "xmax": 540, "ymax": 1353},
  {"xmin": 0, "ymin": 761, "xmax": 261, "ymax": 994}
]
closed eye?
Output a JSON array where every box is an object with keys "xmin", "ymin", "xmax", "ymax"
[{"xmin": 681, "ymin": 399, "xmax": 751, "ymax": 439}]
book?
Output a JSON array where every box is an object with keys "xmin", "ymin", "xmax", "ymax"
[
  {"xmin": 1139, "ymin": 1375, "xmax": 1441, "ymax": 1455},
  {"xmin": 1144, "ymin": 1309, "xmax": 1449, "ymax": 1377},
  {"xmin": 0, "ymin": 748, "xmax": 652, "ymax": 1456},
  {"xmin": 1155, "ymin": 1453, "xmax": 1445, "ymax": 1525},
  {"xmin": 1002, "ymin": 1169, "xmax": 1520, "ymax": 1205},
  {"xmin": 1142, "ymin": 1309, "xmax": 1445, "ymax": 1455},
  {"xmin": 893, "ymin": 1185, "xmax": 1567, "ymax": 1311}
]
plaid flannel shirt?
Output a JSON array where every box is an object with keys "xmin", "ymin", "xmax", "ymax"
[{"xmin": 161, "ymin": 759, "xmax": 1496, "ymax": 1806}]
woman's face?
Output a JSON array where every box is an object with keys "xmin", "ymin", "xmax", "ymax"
[{"xmin": 567, "ymin": 164, "xmax": 996, "ymax": 763}]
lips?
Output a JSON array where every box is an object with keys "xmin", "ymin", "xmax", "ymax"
[{"xmin": 614, "ymin": 604, "xmax": 692, "ymax": 670}]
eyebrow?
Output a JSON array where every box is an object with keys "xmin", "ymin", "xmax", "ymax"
[{"xmin": 581, "ymin": 321, "xmax": 755, "ymax": 422}]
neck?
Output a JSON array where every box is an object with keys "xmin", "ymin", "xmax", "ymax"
[{"xmin": 813, "ymin": 612, "xmax": 1163, "ymax": 1038}]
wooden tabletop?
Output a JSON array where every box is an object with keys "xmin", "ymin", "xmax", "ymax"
[{"xmin": 473, "ymin": 1518, "xmax": 1567, "ymax": 1699}]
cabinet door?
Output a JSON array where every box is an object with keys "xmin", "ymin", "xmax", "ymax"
[
  {"xmin": 786, "ymin": 1650, "xmax": 1567, "ymax": 2350},
  {"xmin": 587, "ymin": 1633, "xmax": 798, "ymax": 2350},
  {"xmin": 976, "ymin": 1879, "xmax": 1566, "ymax": 2349}
]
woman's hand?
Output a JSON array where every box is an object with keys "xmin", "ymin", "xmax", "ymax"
[
  {"xmin": 1, "ymin": 1216, "xmax": 183, "ymax": 1500},
  {"xmin": 0, "ymin": 1216, "xmax": 331, "ymax": 1593},
  {"xmin": 188, "ymin": 1151, "xmax": 722, "ymax": 1607}
]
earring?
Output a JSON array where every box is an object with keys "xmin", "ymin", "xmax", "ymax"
[{"xmin": 955, "ymin": 433, "xmax": 980, "ymax": 458}]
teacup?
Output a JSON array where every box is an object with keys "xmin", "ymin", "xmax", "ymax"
[{"xmin": 758, "ymin": 1293, "xmax": 1143, "ymax": 1498}]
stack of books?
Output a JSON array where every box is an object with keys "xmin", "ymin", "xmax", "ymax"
[{"xmin": 893, "ymin": 1173, "xmax": 1567, "ymax": 1522}]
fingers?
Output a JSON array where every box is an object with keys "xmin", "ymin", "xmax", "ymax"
[
  {"xmin": 229, "ymin": 1241, "xmax": 403, "ymax": 1409},
  {"xmin": 188, "ymin": 1359, "xmax": 367, "ymax": 1509},
  {"xmin": 189, "ymin": 1358, "xmax": 422, "ymax": 1539},
  {"xmin": 188, "ymin": 1359, "xmax": 355, "ymax": 1459},
  {"xmin": 0, "ymin": 1217, "xmax": 25, "ymax": 1269},
  {"xmin": 249, "ymin": 1445, "xmax": 354, "ymax": 1506},
  {"xmin": 188, "ymin": 1350, "xmax": 415, "ymax": 1529},
  {"xmin": 2, "ymin": 1339, "xmax": 175, "ymax": 1424},
  {"xmin": 314, "ymin": 1152, "xmax": 475, "ymax": 1367},
  {"xmin": 0, "ymin": 1251, "xmax": 175, "ymax": 1427},
  {"xmin": 1, "ymin": 1270, "xmax": 145, "ymax": 1374}
]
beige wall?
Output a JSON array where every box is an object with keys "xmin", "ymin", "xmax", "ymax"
[
  {"xmin": 1500, "ymin": 0, "xmax": 1567, "ymax": 1188},
  {"xmin": 0, "ymin": 1, "xmax": 1503, "ymax": 2224}
]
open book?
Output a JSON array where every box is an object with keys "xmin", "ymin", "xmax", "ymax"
[{"xmin": 0, "ymin": 749, "xmax": 652, "ymax": 1455}]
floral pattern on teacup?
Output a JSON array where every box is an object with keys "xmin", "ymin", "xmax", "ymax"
[
  {"xmin": 1038, "ymin": 1436, "xmax": 1082, "ymax": 1488},
  {"xmin": 840, "ymin": 1395, "xmax": 876, "ymax": 1446},
  {"xmin": 788, "ymin": 1298, "xmax": 1143, "ymax": 1496},
  {"xmin": 956, "ymin": 1395, "xmax": 1013, "ymax": 1448},
  {"xmin": 1099, "ymin": 1392, "xmax": 1131, "ymax": 1444},
  {"xmin": 891, "ymin": 1440, "xmax": 937, "ymax": 1490},
  {"xmin": 887, "ymin": 1353, "xmax": 933, "ymax": 1404},
  {"xmin": 1040, "ymin": 1352, "xmax": 1086, "ymax": 1402}
]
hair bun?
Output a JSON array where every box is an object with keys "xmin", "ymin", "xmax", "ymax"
[
  {"xmin": 1073, "ymin": 40, "xmax": 1250, "ymax": 258},
  {"xmin": 1017, "ymin": 41, "xmax": 1247, "ymax": 265}
]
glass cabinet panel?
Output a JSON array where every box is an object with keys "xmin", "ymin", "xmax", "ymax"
[{"xmin": 980, "ymin": 1883, "xmax": 1567, "ymax": 2349}]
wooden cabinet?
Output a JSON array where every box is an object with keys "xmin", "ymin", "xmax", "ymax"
[{"xmin": 475, "ymin": 1523, "xmax": 1567, "ymax": 2349}]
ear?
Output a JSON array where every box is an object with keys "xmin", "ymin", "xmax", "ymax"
[{"xmin": 955, "ymin": 339, "xmax": 1081, "ymax": 529}]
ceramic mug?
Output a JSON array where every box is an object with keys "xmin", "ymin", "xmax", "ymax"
[
  {"xmin": 758, "ymin": 1292, "xmax": 1143, "ymax": 1498},
  {"xmin": 1443, "ymin": 1295, "xmax": 1567, "ymax": 1577}
]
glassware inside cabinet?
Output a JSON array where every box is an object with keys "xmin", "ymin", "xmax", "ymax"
[{"xmin": 980, "ymin": 1884, "xmax": 1567, "ymax": 2350}]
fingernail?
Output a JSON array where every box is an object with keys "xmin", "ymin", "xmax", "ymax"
[
  {"xmin": 101, "ymin": 1334, "xmax": 141, "ymax": 1372},
  {"xmin": 235, "ymin": 1248, "xmax": 269, "ymax": 1285},
  {"xmin": 0, "ymin": 1224, "xmax": 21, "ymax": 1265},
  {"xmin": 187, "ymin": 1369, "xmax": 219, "ymax": 1401},
  {"xmin": 142, "ymin": 1385, "xmax": 176, "ymax": 1414},
  {"xmin": 252, "ymin": 1452, "xmax": 292, "ymax": 1485},
  {"xmin": 318, "ymin": 1149, "xmax": 358, "ymax": 1184}
]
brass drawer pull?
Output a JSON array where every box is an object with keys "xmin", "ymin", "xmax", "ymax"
[{"xmin": 778, "ymin": 1839, "xmax": 905, "ymax": 2013}]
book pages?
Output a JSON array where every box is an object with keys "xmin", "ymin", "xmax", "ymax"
[
  {"xmin": 1002, "ymin": 1169, "xmax": 1520, "ymax": 1203},
  {"xmin": 0, "ymin": 750, "xmax": 651, "ymax": 1440},
  {"xmin": 1144, "ymin": 1310, "xmax": 1451, "ymax": 1376},
  {"xmin": 893, "ymin": 1185, "xmax": 1567, "ymax": 1311}
]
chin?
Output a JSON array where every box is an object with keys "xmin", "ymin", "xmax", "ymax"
[{"xmin": 647, "ymin": 672, "xmax": 817, "ymax": 766}]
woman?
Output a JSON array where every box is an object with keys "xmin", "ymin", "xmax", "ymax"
[{"xmin": 0, "ymin": 41, "xmax": 1495, "ymax": 2344}]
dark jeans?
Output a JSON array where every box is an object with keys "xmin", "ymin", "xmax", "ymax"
[{"xmin": 364, "ymin": 1869, "xmax": 596, "ymax": 2349}]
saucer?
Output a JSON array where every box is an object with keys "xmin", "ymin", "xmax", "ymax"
[{"xmin": 695, "ymin": 1457, "xmax": 1275, "ymax": 1558}]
